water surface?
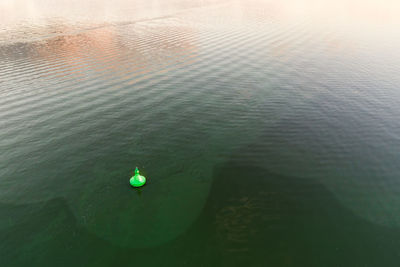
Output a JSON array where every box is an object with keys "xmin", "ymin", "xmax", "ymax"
[{"xmin": 1, "ymin": 0, "xmax": 400, "ymax": 266}]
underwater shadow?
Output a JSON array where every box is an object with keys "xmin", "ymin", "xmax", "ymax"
[
  {"xmin": 2, "ymin": 147, "xmax": 400, "ymax": 267},
  {"xmin": 144, "ymin": 146, "xmax": 400, "ymax": 266}
]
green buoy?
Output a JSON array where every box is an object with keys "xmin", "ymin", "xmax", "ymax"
[{"xmin": 130, "ymin": 167, "xmax": 146, "ymax": 187}]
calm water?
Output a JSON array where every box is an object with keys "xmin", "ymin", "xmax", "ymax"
[{"xmin": 1, "ymin": 0, "xmax": 400, "ymax": 266}]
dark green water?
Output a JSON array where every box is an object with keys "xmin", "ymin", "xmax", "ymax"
[{"xmin": 1, "ymin": 0, "xmax": 400, "ymax": 266}]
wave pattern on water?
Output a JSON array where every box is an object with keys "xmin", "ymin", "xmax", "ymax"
[{"xmin": 1, "ymin": 0, "xmax": 400, "ymax": 262}]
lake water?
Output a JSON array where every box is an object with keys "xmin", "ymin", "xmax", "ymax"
[{"xmin": 1, "ymin": 0, "xmax": 400, "ymax": 266}]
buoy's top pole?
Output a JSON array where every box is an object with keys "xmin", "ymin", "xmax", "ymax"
[{"xmin": 135, "ymin": 167, "xmax": 139, "ymax": 174}]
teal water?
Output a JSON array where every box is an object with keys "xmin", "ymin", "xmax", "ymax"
[{"xmin": 1, "ymin": 0, "xmax": 400, "ymax": 266}]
